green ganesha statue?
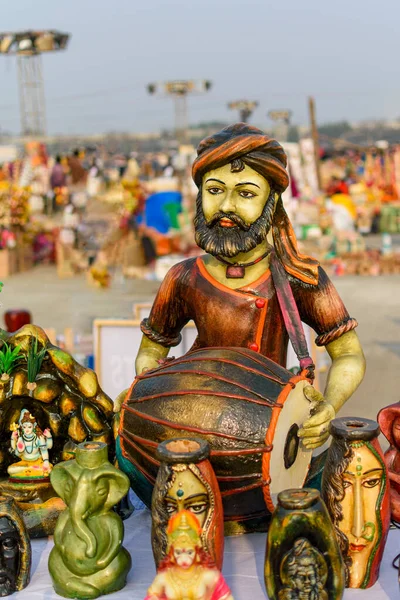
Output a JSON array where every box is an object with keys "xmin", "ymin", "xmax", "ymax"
[{"xmin": 49, "ymin": 441, "xmax": 131, "ymax": 599}]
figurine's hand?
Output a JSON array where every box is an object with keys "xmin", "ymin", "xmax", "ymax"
[
  {"xmin": 113, "ymin": 389, "xmax": 129, "ymax": 413},
  {"xmin": 11, "ymin": 430, "xmax": 18, "ymax": 440},
  {"xmin": 43, "ymin": 428, "xmax": 52, "ymax": 438},
  {"xmin": 298, "ymin": 385, "xmax": 335, "ymax": 449},
  {"xmin": 42, "ymin": 460, "xmax": 51, "ymax": 474}
]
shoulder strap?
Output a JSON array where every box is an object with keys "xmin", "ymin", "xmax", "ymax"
[{"xmin": 269, "ymin": 251, "xmax": 315, "ymax": 380}]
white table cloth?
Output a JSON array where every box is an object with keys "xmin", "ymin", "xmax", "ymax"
[{"xmin": 16, "ymin": 505, "xmax": 400, "ymax": 599}]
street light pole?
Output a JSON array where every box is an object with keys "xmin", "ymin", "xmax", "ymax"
[
  {"xmin": 147, "ymin": 80, "xmax": 212, "ymax": 145},
  {"xmin": 308, "ymin": 96, "xmax": 323, "ymax": 191},
  {"xmin": 228, "ymin": 100, "xmax": 259, "ymax": 123}
]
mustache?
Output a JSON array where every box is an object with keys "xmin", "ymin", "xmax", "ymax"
[{"xmin": 206, "ymin": 212, "xmax": 250, "ymax": 231}]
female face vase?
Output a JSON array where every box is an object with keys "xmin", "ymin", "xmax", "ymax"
[
  {"xmin": 152, "ymin": 438, "xmax": 224, "ymax": 571},
  {"xmin": 322, "ymin": 417, "xmax": 390, "ymax": 588}
]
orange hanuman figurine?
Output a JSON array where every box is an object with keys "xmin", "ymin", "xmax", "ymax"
[{"xmin": 145, "ymin": 510, "xmax": 233, "ymax": 600}]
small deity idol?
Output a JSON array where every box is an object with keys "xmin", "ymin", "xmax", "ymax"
[
  {"xmin": 145, "ymin": 510, "xmax": 233, "ymax": 600},
  {"xmin": 278, "ymin": 538, "xmax": 328, "ymax": 600},
  {"xmin": 8, "ymin": 409, "xmax": 53, "ymax": 480}
]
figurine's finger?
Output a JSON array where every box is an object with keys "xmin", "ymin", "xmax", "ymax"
[
  {"xmin": 302, "ymin": 410, "xmax": 333, "ymax": 429},
  {"xmin": 303, "ymin": 385, "xmax": 324, "ymax": 404},
  {"xmin": 298, "ymin": 424, "xmax": 330, "ymax": 438},
  {"xmin": 301, "ymin": 433, "xmax": 330, "ymax": 449}
]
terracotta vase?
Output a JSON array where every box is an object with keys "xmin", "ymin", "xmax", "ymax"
[
  {"xmin": 0, "ymin": 495, "xmax": 31, "ymax": 596},
  {"xmin": 49, "ymin": 441, "xmax": 132, "ymax": 599},
  {"xmin": 4, "ymin": 310, "xmax": 31, "ymax": 333},
  {"xmin": 321, "ymin": 417, "xmax": 390, "ymax": 589},
  {"xmin": 265, "ymin": 488, "xmax": 345, "ymax": 600},
  {"xmin": 378, "ymin": 401, "xmax": 400, "ymax": 522},
  {"xmin": 151, "ymin": 437, "xmax": 224, "ymax": 570}
]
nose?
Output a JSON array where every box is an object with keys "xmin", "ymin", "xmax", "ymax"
[
  {"xmin": 220, "ymin": 191, "xmax": 236, "ymax": 213},
  {"xmin": 351, "ymin": 479, "xmax": 365, "ymax": 538}
]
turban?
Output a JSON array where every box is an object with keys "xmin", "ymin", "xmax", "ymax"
[
  {"xmin": 192, "ymin": 123, "xmax": 319, "ymax": 285},
  {"xmin": 192, "ymin": 123, "xmax": 290, "ymax": 192}
]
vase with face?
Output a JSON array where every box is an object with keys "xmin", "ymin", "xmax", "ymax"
[
  {"xmin": 322, "ymin": 417, "xmax": 390, "ymax": 589},
  {"xmin": 265, "ymin": 488, "xmax": 345, "ymax": 600},
  {"xmin": 0, "ymin": 496, "xmax": 31, "ymax": 596},
  {"xmin": 378, "ymin": 401, "xmax": 400, "ymax": 522},
  {"xmin": 152, "ymin": 438, "xmax": 224, "ymax": 570}
]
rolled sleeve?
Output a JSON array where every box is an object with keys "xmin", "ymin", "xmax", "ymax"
[
  {"xmin": 291, "ymin": 266, "xmax": 358, "ymax": 347},
  {"xmin": 142, "ymin": 261, "xmax": 191, "ymax": 348}
]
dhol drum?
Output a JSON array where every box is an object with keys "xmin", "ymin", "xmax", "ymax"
[{"xmin": 119, "ymin": 346, "xmax": 313, "ymax": 533}]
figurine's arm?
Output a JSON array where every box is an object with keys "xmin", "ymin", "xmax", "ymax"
[
  {"xmin": 44, "ymin": 428, "xmax": 53, "ymax": 450},
  {"xmin": 323, "ymin": 330, "xmax": 366, "ymax": 412},
  {"xmin": 10, "ymin": 431, "xmax": 19, "ymax": 453},
  {"xmin": 135, "ymin": 335, "xmax": 170, "ymax": 375},
  {"xmin": 38, "ymin": 436, "xmax": 51, "ymax": 464},
  {"xmin": 145, "ymin": 572, "xmax": 167, "ymax": 599},
  {"xmin": 135, "ymin": 262, "xmax": 191, "ymax": 375},
  {"xmin": 299, "ymin": 330, "xmax": 366, "ymax": 449}
]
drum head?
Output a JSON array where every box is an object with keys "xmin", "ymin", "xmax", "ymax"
[{"xmin": 269, "ymin": 380, "xmax": 313, "ymax": 504}]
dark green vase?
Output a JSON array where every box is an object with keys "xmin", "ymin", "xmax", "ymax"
[{"xmin": 265, "ymin": 488, "xmax": 345, "ymax": 600}]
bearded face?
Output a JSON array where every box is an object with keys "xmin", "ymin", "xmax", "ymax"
[
  {"xmin": 0, "ymin": 517, "xmax": 19, "ymax": 597},
  {"xmin": 194, "ymin": 162, "xmax": 277, "ymax": 258}
]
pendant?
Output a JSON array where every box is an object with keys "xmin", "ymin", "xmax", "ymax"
[{"xmin": 226, "ymin": 264, "xmax": 245, "ymax": 279}]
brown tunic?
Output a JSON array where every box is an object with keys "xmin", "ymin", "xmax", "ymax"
[{"xmin": 141, "ymin": 256, "xmax": 357, "ymax": 368}]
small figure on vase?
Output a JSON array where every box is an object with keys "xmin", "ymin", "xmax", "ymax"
[
  {"xmin": 278, "ymin": 538, "xmax": 328, "ymax": 600},
  {"xmin": 378, "ymin": 401, "xmax": 400, "ymax": 522},
  {"xmin": 8, "ymin": 409, "xmax": 53, "ymax": 480},
  {"xmin": 145, "ymin": 510, "xmax": 233, "ymax": 600}
]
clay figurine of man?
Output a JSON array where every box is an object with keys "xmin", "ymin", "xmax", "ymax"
[{"xmin": 134, "ymin": 124, "xmax": 365, "ymax": 449}]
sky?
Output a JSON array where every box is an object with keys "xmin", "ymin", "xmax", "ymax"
[{"xmin": 0, "ymin": 0, "xmax": 399, "ymax": 136}]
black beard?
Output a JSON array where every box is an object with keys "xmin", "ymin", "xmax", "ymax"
[{"xmin": 194, "ymin": 188, "xmax": 276, "ymax": 258}]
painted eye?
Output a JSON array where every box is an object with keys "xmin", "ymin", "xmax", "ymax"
[
  {"xmin": 343, "ymin": 480, "xmax": 352, "ymax": 489},
  {"xmin": 188, "ymin": 503, "xmax": 207, "ymax": 514},
  {"xmin": 239, "ymin": 190, "xmax": 256, "ymax": 198},
  {"xmin": 2, "ymin": 538, "xmax": 17, "ymax": 551},
  {"xmin": 207, "ymin": 187, "xmax": 223, "ymax": 195},
  {"xmin": 363, "ymin": 478, "xmax": 381, "ymax": 489},
  {"xmin": 97, "ymin": 487, "xmax": 107, "ymax": 496},
  {"xmin": 166, "ymin": 503, "xmax": 176, "ymax": 514}
]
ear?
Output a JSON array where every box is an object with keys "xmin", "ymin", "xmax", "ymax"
[
  {"xmin": 50, "ymin": 462, "xmax": 79, "ymax": 503},
  {"xmin": 94, "ymin": 469, "xmax": 130, "ymax": 511}
]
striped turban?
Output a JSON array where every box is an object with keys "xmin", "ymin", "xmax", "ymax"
[
  {"xmin": 192, "ymin": 123, "xmax": 290, "ymax": 193},
  {"xmin": 192, "ymin": 123, "xmax": 319, "ymax": 285}
]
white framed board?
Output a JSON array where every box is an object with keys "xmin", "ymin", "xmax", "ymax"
[{"xmin": 93, "ymin": 306, "xmax": 197, "ymax": 400}]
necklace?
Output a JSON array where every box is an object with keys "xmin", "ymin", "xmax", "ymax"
[
  {"xmin": 215, "ymin": 248, "xmax": 271, "ymax": 279},
  {"xmin": 168, "ymin": 565, "xmax": 202, "ymax": 593},
  {"xmin": 23, "ymin": 434, "xmax": 36, "ymax": 454}
]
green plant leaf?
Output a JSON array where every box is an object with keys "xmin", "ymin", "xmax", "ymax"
[
  {"xmin": 26, "ymin": 337, "xmax": 47, "ymax": 383},
  {"xmin": 0, "ymin": 342, "xmax": 23, "ymax": 375}
]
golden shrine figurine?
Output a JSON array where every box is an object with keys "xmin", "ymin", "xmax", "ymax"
[
  {"xmin": 118, "ymin": 123, "xmax": 366, "ymax": 532},
  {"xmin": 145, "ymin": 510, "xmax": 233, "ymax": 600}
]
